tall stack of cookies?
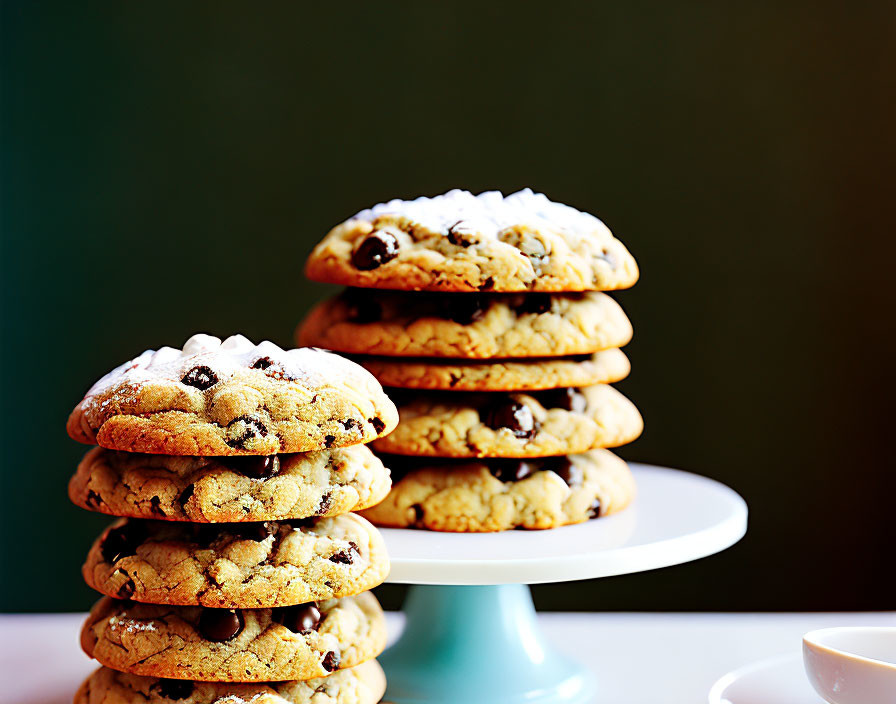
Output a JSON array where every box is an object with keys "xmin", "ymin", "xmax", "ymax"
[
  {"xmin": 66, "ymin": 334, "xmax": 398, "ymax": 704},
  {"xmin": 298, "ymin": 189, "xmax": 642, "ymax": 532}
]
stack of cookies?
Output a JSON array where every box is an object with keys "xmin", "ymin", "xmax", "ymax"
[
  {"xmin": 298, "ymin": 189, "xmax": 643, "ymax": 532},
  {"xmin": 66, "ymin": 334, "xmax": 398, "ymax": 703}
]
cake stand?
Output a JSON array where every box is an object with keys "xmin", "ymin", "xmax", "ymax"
[{"xmin": 377, "ymin": 464, "xmax": 748, "ymax": 704}]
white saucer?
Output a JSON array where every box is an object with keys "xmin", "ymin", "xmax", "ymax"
[{"xmin": 709, "ymin": 652, "xmax": 826, "ymax": 704}]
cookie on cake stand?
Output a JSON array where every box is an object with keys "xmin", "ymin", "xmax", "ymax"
[{"xmin": 376, "ymin": 464, "xmax": 747, "ymax": 704}]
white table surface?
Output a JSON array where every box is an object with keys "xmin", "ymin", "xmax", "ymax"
[{"xmin": 2, "ymin": 611, "xmax": 893, "ymax": 704}]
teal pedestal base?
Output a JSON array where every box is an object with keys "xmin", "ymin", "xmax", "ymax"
[{"xmin": 380, "ymin": 584, "xmax": 595, "ymax": 704}]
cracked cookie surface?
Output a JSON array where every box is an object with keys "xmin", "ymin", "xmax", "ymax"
[
  {"xmin": 81, "ymin": 592, "xmax": 386, "ymax": 682},
  {"xmin": 67, "ymin": 334, "xmax": 398, "ymax": 455},
  {"xmin": 358, "ymin": 349, "xmax": 629, "ymax": 391},
  {"xmin": 75, "ymin": 661, "xmax": 387, "ymax": 704},
  {"xmin": 371, "ymin": 385, "xmax": 642, "ymax": 458},
  {"xmin": 305, "ymin": 189, "xmax": 638, "ymax": 293},
  {"xmin": 360, "ymin": 450, "xmax": 634, "ymax": 531},
  {"xmin": 69, "ymin": 445, "xmax": 391, "ymax": 523},
  {"xmin": 83, "ymin": 514, "xmax": 389, "ymax": 608},
  {"xmin": 298, "ymin": 290, "xmax": 632, "ymax": 359}
]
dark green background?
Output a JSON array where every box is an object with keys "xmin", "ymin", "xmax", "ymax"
[{"xmin": 2, "ymin": 3, "xmax": 895, "ymax": 613}]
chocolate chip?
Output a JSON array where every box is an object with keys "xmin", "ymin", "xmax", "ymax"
[
  {"xmin": 234, "ymin": 522, "xmax": 276, "ymax": 542},
  {"xmin": 351, "ymin": 231, "xmax": 399, "ymax": 270},
  {"xmin": 225, "ymin": 415, "xmax": 267, "ymax": 450},
  {"xmin": 537, "ymin": 387, "xmax": 587, "ymax": 413},
  {"xmin": 251, "ymin": 356, "xmax": 274, "ymax": 370},
  {"xmin": 324, "ymin": 434, "xmax": 336, "ymax": 448},
  {"xmin": 515, "ymin": 293, "xmax": 553, "ymax": 316},
  {"xmin": 447, "ymin": 221, "xmax": 475, "ymax": 247},
  {"xmin": 198, "ymin": 608, "xmax": 244, "ymax": 642},
  {"xmin": 86, "ymin": 490, "xmax": 102, "ymax": 508},
  {"xmin": 329, "ymin": 547, "xmax": 356, "ymax": 564},
  {"xmin": 273, "ymin": 603, "xmax": 321, "ymax": 634},
  {"xmin": 551, "ymin": 458, "xmax": 583, "ymax": 487},
  {"xmin": 181, "ymin": 365, "xmax": 218, "ymax": 390},
  {"xmin": 587, "ymin": 499, "xmax": 602, "ymax": 519},
  {"xmin": 152, "ymin": 679, "xmax": 194, "ymax": 700},
  {"xmin": 116, "ymin": 578, "xmax": 136, "ymax": 599},
  {"xmin": 442, "ymin": 294, "xmax": 486, "ymax": 325},
  {"xmin": 101, "ymin": 522, "xmax": 147, "ymax": 563},
  {"xmin": 149, "ymin": 496, "xmax": 165, "ymax": 517},
  {"xmin": 342, "ymin": 418, "xmax": 357, "ymax": 431},
  {"xmin": 411, "ymin": 504, "xmax": 424, "ymax": 524},
  {"xmin": 478, "ymin": 276, "xmax": 495, "ymax": 291},
  {"xmin": 481, "ymin": 400, "xmax": 537, "ymax": 439},
  {"xmin": 489, "ymin": 459, "xmax": 538, "ymax": 483},
  {"xmin": 316, "ymin": 492, "xmax": 333, "ymax": 515},
  {"xmin": 221, "ymin": 455, "xmax": 280, "ymax": 479},
  {"xmin": 369, "ymin": 417, "xmax": 386, "ymax": 434},
  {"xmin": 321, "ymin": 651, "xmax": 340, "ymax": 672},
  {"xmin": 177, "ymin": 484, "xmax": 195, "ymax": 508}
]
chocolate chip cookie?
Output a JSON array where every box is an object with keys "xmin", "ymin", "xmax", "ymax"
[
  {"xmin": 297, "ymin": 290, "xmax": 632, "ymax": 358},
  {"xmin": 67, "ymin": 334, "xmax": 398, "ymax": 455},
  {"xmin": 360, "ymin": 449, "xmax": 634, "ymax": 531},
  {"xmin": 305, "ymin": 189, "xmax": 638, "ymax": 293},
  {"xmin": 81, "ymin": 592, "xmax": 386, "ymax": 682},
  {"xmin": 358, "ymin": 349, "xmax": 629, "ymax": 391},
  {"xmin": 75, "ymin": 661, "xmax": 387, "ymax": 704},
  {"xmin": 69, "ymin": 445, "xmax": 390, "ymax": 523},
  {"xmin": 371, "ymin": 385, "xmax": 642, "ymax": 458},
  {"xmin": 83, "ymin": 514, "xmax": 388, "ymax": 607}
]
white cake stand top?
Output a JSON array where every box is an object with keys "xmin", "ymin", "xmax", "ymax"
[{"xmin": 380, "ymin": 464, "xmax": 747, "ymax": 585}]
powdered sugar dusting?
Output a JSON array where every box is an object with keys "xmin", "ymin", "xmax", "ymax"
[
  {"xmin": 354, "ymin": 188, "xmax": 610, "ymax": 238},
  {"xmin": 81, "ymin": 335, "xmax": 360, "ymax": 398}
]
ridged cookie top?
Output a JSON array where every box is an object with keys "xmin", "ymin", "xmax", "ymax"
[
  {"xmin": 67, "ymin": 334, "xmax": 398, "ymax": 456},
  {"xmin": 306, "ymin": 189, "xmax": 638, "ymax": 292}
]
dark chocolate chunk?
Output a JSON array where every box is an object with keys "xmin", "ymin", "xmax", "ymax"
[
  {"xmin": 447, "ymin": 221, "xmax": 476, "ymax": 247},
  {"xmin": 101, "ymin": 522, "xmax": 147, "ymax": 564},
  {"xmin": 181, "ymin": 365, "xmax": 218, "ymax": 390},
  {"xmin": 251, "ymin": 356, "xmax": 274, "ymax": 370},
  {"xmin": 328, "ymin": 547, "xmax": 356, "ymax": 564},
  {"xmin": 370, "ymin": 416, "xmax": 386, "ymax": 434},
  {"xmin": 149, "ymin": 496, "xmax": 165, "ymax": 517},
  {"xmin": 221, "ymin": 455, "xmax": 280, "ymax": 479},
  {"xmin": 411, "ymin": 504, "xmax": 424, "ymax": 524},
  {"xmin": 489, "ymin": 459, "xmax": 538, "ymax": 483},
  {"xmin": 177, "ymin": 483, "xmax": 195, "ymax": 508},
  {"xmin": 351, "ymin": 231, "xmax": 399, "ymax": 270},
  {"xmin": 224, "ymin": 415, "xmax": 267, "ymax": 450},
  {"xmin": 442, "ymin": 294, "xmax": 486, "ymax": 325},
  {"xmin": 537, "ymin": 387, "xmax": 587, "ymax": 413},
  {"xmin": 551, "ymin": 458, "xmax": 583, "ymax": 487},
  {"xmin": 321, "ymin": 651, "xmax": 340, "ymax": 672},
  {"xmin": 153, "ymin": 679, "xmax": 194, "ymax": 700},
  {"xmin": 481, "ymin": 400, "xmax": 537, "ymax": 439},
  {"xmin": 199, "ymin": 608, "xmax": 244, "ymax": 642},
  {"xmin": 273, "ymin": 602, "xmax": 321, "ymax": 634},
  {"xmin": 324, "ymin": 435, "xmax": 336, "ymax": 448}
]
